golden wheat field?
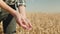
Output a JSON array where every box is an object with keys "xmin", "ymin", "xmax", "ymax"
[{"xmin": 0, "ymin": 12, "xmax": 60, "ymax": 34}]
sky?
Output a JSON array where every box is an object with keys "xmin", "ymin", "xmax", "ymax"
[{"xmin": 26, "ymin": 0, "xmax": 60, "ymax": 13}]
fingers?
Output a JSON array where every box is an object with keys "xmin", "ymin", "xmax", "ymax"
[
  {"xmin": 20, "ymin": 22, "xmax": 29, "ymax": 30},
  {"xmin": 16, "ymin": 18, "xmax": 29, "ymax": 30},
  {"xmin": 16, "ymin": 15, "xmax": 32, "ymax": 30},
  {"xmin": 22, "ymin": 18, "xmax": 29, "ymax": 27},
  {"xmin": 25, "ymin": 19, "xmax": 32, "ymax": 30},
  {"xmin": 16, "ymin": 18, "xmax": 22, "ymax": 26},
  {"xmin": 22, "ymin": 18, "xmax": 32, "ymax": 30}
]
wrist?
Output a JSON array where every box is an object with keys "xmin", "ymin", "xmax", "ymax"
[
  {"xmin": 14, "ymin": 12, "xmax": 20, "ymax": 18},
  {"xmin": 18, "ymin": 6, "xmax": 26, "ymax": 18},
  {"xmin": 20, "ymin": 13, "xmax": 27, "ymax": 18}
]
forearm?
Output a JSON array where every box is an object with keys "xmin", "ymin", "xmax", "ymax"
[
  {"xmin": 18, "ymin": 5, "xmax": 26, "ymax": 17},
  {"xmin": 17, "ymin": 0, "xmax": 26, "ymax": 17},
  {"xmin": 0, "ymin": 0, "xmax": 20, "ymax": 17}
]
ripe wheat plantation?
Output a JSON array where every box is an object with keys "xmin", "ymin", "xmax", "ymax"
[{"xmin": 0, "ymin": 12, "xmax": 60, "ymax": 34}]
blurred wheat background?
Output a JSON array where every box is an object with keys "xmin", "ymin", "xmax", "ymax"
[{"xmin": 0, "ymin": 12, "xmax": 60, "ymax": 34}]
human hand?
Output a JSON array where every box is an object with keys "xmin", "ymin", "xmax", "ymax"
[
  {"xmin": 15, "ymin": 14, "xmax": 32, "ymax": 30},
  {"xmin": 21, "ymin": 15, "xmax": 32, "ymax": 30}
]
